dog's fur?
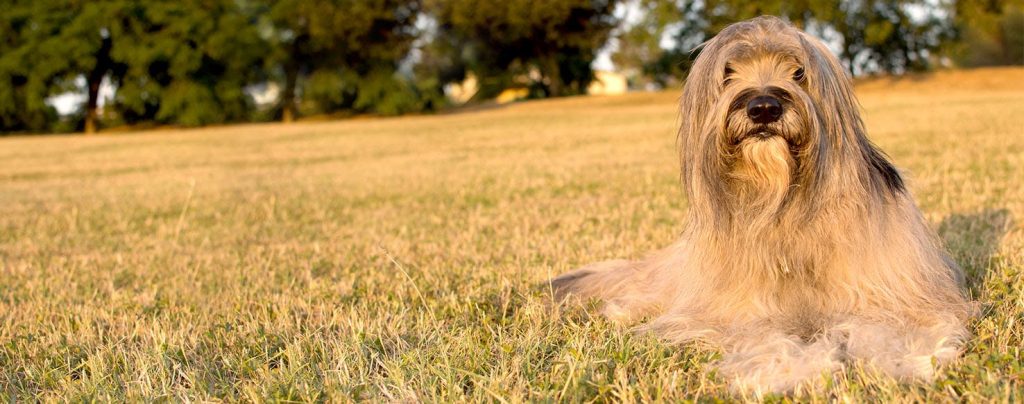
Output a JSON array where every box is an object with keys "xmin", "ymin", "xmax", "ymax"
[{"xmin": 551, "ymin": 16, "xmax": 974, "ymax": 393}]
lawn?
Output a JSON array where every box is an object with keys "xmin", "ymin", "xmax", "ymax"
[{"xmin": 1, "ymin": 67, "xmax": 1022, "ymax": 401}]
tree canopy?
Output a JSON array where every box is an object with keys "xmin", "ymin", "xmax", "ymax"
[
  {"xmin": 611, "ymin": 0, "xmax": 969, "ymax": 87},
  {"xmin": 258, "ymin": 0, "xmax": 423, "ymax": 121},
  {"xmin": 429, "ymin": 0, "xmax": 621, "ymax": 98},
  {"xmin": 951, "ymin": 0, "xmax": 1024, "ymax": 66}
]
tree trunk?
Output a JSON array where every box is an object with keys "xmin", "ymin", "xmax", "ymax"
[
  {"xmin": 84, "ymin": 68, "xmax": 103, "ymax": 134},
  {"xmin": 841, "ymin": 39, "xmax": 856, "ymax": 74},
  {"xmin": 542, "ymin": 56, "xmax": 563, "ymax": 97},
  {"xmin": 282, "ymin": 104, "xmax": 294, "ymax": 123},
  {"xmin": 84, "ymin": 35, "xmax": 112, "ymax": 134},
  {"xmin": 281, "ymin": 64, "xmax": 298, "ymax": 123},
  {"xmin": 84, "ymin": 107, "xmax": 98, "ymax": 134}
]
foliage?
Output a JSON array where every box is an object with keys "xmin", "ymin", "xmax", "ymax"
[
  {"xmin": 258, "ymin": 0, "xmax": 422, "ymax": 119},
  {"xmin": 612, "ymin": 0, "xmax": 703, "ymax": 88},
  {"xmin": 0, "ymin": 0, "xmax": 1022, "ymax": 134},
  {"xmin": 826, "ymin": 0, "xmax": 954, "ymax": 74},
  {"xmin": 951, "ymin": 0, "xmax": 1024, "ymax": 66},
  {"xmin": 110, "ymin": 0, "xmax": 265, "ymax": 127},
  {"xmin": 617, "ymin": 0, "xmax": 960, "ymax": 86},
  {"xmin": 0, "ymin": 2, "xmax": 61, "ymax": 133},
  {"xmin": 429, "ymin": 0, "xmax": 622, "ymax": 98}
]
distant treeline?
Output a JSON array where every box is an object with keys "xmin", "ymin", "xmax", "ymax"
[{"xmin": 1, "ymin": 0, "xmax": 1021, "ymax": 134}]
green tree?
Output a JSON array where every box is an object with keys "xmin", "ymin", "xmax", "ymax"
[
  {"xmin": 625, "ymin": 0, "xmax": 952, "ymax": 84},
  {"xmin": 612, "ymin": 0, "xmax": 702, "ymax": 88},
  {"xmin": 430, "ymin": 0, "xmax": 622, "ymax": 98},
  {"xmin": 1, "ymin": 0, "xmax": 262, "ymax": 133},
  {"xmin": 111, "ymin": 0, "xmax": 265, "ymax": 127},
  {"xmin": 0, "ymin": 2, "xmax": 60, "ymax": 133},
  {"xmin": 825, "ymin": 0, "xmax": 951, "ymax": 74},
  {"xmin": 951, "ymin": 0, "xmax": 1024, "ymax": 66},
  {"xmin": 30, "ymin": 1, "xmax": 130, "ymax": 134},
  {"xmin": 258, "ymin": 0, "xmax": 421, "ymax": 121}
]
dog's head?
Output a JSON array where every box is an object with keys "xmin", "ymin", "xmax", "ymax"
[{"xmin": 678, "ymin": 16, "xmax": 896, "ymax": 224}]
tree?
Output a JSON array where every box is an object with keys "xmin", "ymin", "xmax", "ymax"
[
  {"xmin": 110, "ymin": 0, "xmax": 266, "ymax": 127},
  {"xmin": 0, "ymin": 0, "xmax": 267, "ymax": 133},
  {"xmin": 258, "ymin": 0, "xmax": 421, "ymax": 121},
  {"xmin": 825, "ymin": 0, "xmax": 952, "ymax": 74},
  {"xmin": 429, "ymin": 0, "xmax": 622, "ymax": 98},
  {"xmin": 31, "ymin": 1, "xmax": 129, "ymax": 134},
  {"xmin": 625, "ymin": 0, "xmax": 952, "ymax": 84},
  {"xmin": 612, "ymin": 0, "xmax": 703, "ymax": 88},
  {"xmin": 0, "ymin": 2, "xmax": 60, "ymax": 133},
  {"xmin": 950, "ymin": 0, "xmax": 1024, "ymax": 66}
]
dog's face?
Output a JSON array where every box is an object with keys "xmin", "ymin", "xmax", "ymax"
[
  {"xmin": 679, "ymin": 17, "xmax": 869, "ymax": 221},
  {"xmin": 720, "ymin": 41, "xmax": 812, "ymax": 149}
]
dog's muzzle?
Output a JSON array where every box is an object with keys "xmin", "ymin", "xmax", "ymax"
[{"xmin": 746, "ymin": 95, "xmax": 783, "ymax": 124}]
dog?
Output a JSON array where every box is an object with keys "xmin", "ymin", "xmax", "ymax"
[{"xmin": 551, "ymin": 16, "xmax": 974, "ymax": 394}]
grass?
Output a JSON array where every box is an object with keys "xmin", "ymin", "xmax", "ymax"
[{"xmin": 1, "ymin": 67, "xmax": 1022, "ymax": 401}]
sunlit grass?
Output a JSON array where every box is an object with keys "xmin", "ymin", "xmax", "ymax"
[{"xmin": 1, "ymin": 67, "xmax": 1022, "ymax": 401}]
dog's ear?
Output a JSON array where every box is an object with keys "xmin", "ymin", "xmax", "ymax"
[
  {"xmin": 678, "ymin": 34, "xmax": 731, "ymax": 219},
  {"xmin": 798, "ymin": 32, "xmax": 906, "ymax": 198},
  {"xmin": 679, "ymin": 37, "xmax": 723, "ymax": 148},
  {"xmin": 797, "ymin": 32, "xmax": 866, "ymax": 146}
]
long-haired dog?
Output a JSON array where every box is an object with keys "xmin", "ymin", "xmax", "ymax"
[{"xmin": 552, "ymin": 16, "xmax": 974, "ymax": 393}]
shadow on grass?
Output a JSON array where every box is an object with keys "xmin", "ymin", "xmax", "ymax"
[{"xmin": 938, "ymin": 208, "xmax": 1012, "ymax": 293}]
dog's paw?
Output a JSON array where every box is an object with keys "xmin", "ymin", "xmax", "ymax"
[
  {"xmin": 840, "ymin": 319, "xmax": 966, "ymax": 381},
  {"xmin": 717, "ymin": 332, "xmax": 844, "ymax": 395},
  {"xmin": 548, "ymin": 268, "xmax": 597, "ymax": 301},
  {"xmin": 548, "ymin": 259, "xmax": 634, "ymax": 300},
  {"xmin": 546, "ymin": 260, "xmax": 660, "ymax": 323}
]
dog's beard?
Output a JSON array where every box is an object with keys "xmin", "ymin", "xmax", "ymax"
[
  {"xmin": 719, "ymin": 92, "xmax": 811, "ymax": 224},
  {"xmin": 726, "ymin": 136, "xmax": 795, "ymax": 227}
]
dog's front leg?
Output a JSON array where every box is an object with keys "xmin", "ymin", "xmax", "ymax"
[{"xmin": 550, "ymin": 259, "xmax": 663, "ymax": 323}]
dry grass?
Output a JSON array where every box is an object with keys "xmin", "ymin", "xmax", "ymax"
[{"xmin": 1, "ymin": 67, "xmax": 1022, "ymax": 401}]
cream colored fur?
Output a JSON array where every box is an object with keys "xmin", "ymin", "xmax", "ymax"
[{"xmin": 550, "ymin": 16, "xmax": 974, "ymax": 395}]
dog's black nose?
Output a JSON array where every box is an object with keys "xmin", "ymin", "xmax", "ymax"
[{"xmin": 746, "ymin": 95, "xmax": 783, "ymax": 124}]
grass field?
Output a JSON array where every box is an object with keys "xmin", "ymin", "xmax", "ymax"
[{"xmin": 1, "ymin": 67, "xmax": 1023, "ymax": 401}]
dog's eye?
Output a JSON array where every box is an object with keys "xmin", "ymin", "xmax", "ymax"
[
  {"xmin": 724, "ymin": 66, "xmax": 734, "ymax": 85},
  {"xmin": 793, "ymin": 67, "xmax": 805, "ymax": 82}
]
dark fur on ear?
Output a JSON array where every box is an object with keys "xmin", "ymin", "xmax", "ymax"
[{"xmin": 865, "ymin": 144, "xmax": 906, "ymax": 197}]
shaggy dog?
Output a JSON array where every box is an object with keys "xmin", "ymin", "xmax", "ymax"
[{"xmin": 551, "ymin": 16, "xmax": 973, "ymax": 393}]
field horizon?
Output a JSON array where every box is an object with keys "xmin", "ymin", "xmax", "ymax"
[{"xmin": 1, "ymin": 67, "xmax": 1022, "ymax": 401}]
